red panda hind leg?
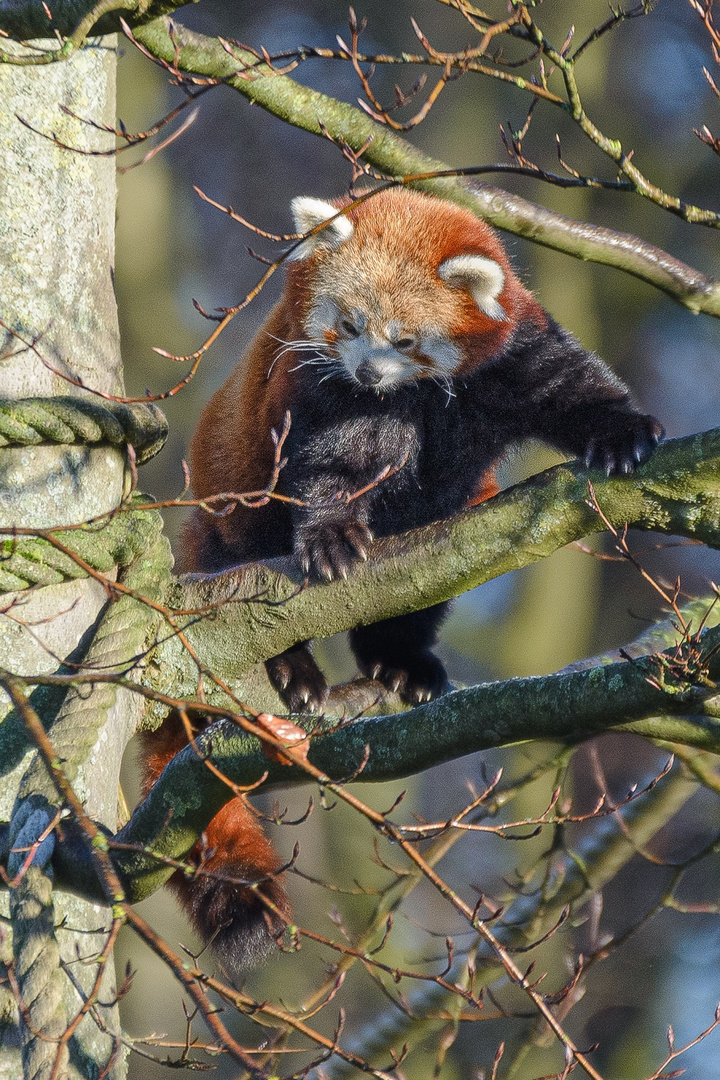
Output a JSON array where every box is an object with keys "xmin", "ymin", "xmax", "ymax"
[
  {"xmin": 349, "ymin": 603, "xmax": 451, "ymax": 705},
  {"xmin": 139, "ymin": 715, "xmax": 291, "ymax": 972},
  {"xmin": 169, "ymin": 797, "xmax": 291, "ymax": 972}
]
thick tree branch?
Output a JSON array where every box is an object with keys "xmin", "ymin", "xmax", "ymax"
[
  {"xmin": 13, "ymin": 611, "xmax": 719, "ymax": 906},
  {"xmin": 3, "ymin": 436, "xmax": 720, "ymax": 904},
  {"xmin": 125, "ymin": 16, "xmax": 720, "ymax": 316},
  {"xmin": 109, "ymin": 621, "xmax": 720, "ymax": 903},
  {"xmin": 154, "ymin": 429, "xmax": 720, "ymax": 707},
  {"xmin": 4, "ymin": 431, "xmax": 719, "ymax": 903},
  {"xmin": 5, "ymin": 429, "xmax": 718, "ymax": 902},
  {"xmin": 0, "ymin": 0, "xmax": 196, "ymax": 40},
  {"xmin": 17, "ymin": 427, "xmax": 716, "ymax": 905}
]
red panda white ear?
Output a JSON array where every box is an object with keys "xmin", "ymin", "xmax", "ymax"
[
  {"xmin": 288, "ymin": 197, "xmax": 354, "ymax": 261},
  {"xmin": 438, "ymin": 255, "xmax": 507, "ymax": 321}
]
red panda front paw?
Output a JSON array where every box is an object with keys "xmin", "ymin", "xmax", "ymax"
[
  {"xmin": 266, "ymin": 643, "xmax": 328, "ymax": 713},
  {"xmin": 583, "ymin": 413, "xmax": 664, "ymax": 476},
  {"xmin": 295, "ymin": 521, "xmax": 374, "ymax": 581},
  {"xmin": 365, "ymin": 651, "xmax": 448, "ymax": 705}
]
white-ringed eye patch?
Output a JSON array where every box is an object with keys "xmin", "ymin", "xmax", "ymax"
[
  {"xmin": 438, "ymin": 254, "xmax": 508, "ymax": 321},
  {"xmin": 288, "ymin": 197, "xmax": 354, "ymax": 261}
]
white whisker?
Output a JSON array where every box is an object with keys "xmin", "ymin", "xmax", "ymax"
[
  {"xmin": 266, "ymin": 335, "xmax": 338, "ymax": 378},
  {"xmin": 272, "ymin": 343, "xmax": 328, "ymax": 362},
  {"xmin": 427, "ymin": 369, "xmax": 456, "ymax": 406},
  {"xmin": 265, "ymin": 332, "xmax": 329, "ymax": 349},
  {"xmin": 318, "ymin": 367, "xmax": 344, "ymax": 384},
  {"xmin": 287, "ymin": 356, "xmax": 336, "ymax": 372}
]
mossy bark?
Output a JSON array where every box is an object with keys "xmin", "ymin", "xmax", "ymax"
[{"xmin": 142, "ymin": 429, "xmax": 720, "ymax": 714}]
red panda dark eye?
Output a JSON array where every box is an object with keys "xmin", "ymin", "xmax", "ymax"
[
  {"xmin": 340, "ymin": 319, "xmax": 359, "ymax": 337},
  {"xmin": 393, "ymin": 336, "xmax": 416, "ymax": 352}
]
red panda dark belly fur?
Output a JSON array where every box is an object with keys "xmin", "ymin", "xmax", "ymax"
[{"xmin": 143, "ymin": 188, "xmax": 664, "ymax": 972}]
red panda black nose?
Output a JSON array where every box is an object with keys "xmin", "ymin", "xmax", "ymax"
[{"xmin": 355, "ymin": 362, "xmax": 383, "ymax": 386}]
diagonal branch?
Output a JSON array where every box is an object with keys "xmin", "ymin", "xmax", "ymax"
[
  {"xmin": 159, "ymin": 429, "xmax": 720, "ymax": 700},
  {"xmin": 0, "ymin": 0, "xmax": 196, "ymax": 40},
  {"xmin": 4, "ymin": 7, "xmax": 719, "ymax": 308},
  {"xmin": 127, "ymin": 16, "xmax": 720, "ymax": 316},
  {"xmin": 3, "ymin": 433, "xmax": 720, "ymax": 908},
  {"xmin": 17, "ymin": 428, "xmax": 716, "ymax": 906},
  {"xmin": 100, "ymin": 611, "xmax": 720, "ymax": 907}
]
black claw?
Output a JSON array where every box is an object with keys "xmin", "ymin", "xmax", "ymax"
[
  {"xmin": 581, "ymin": 413, "xmax": 663, "ymax": 477},
  {"xmin": 361, "ymin": 651, "xmax": 448, "ymax": 705},
  {"xmin": 266, "ymin": 645, "xmax": 328, "ymax": 713},
  {"xmin": 295, "ymin": 520, "xmax": 372, "ymax": 582}
]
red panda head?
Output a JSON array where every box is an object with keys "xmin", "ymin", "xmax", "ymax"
[{"xmin": 285, "ymin": 188, "xmax": 532, "ymax": 392}]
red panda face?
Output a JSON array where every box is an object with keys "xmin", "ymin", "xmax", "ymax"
[
  {"xmin": 286, "ymin": 190, "xmax": 517, "ymax": 392},
  {"xmin": 300, "ymin": 291, "xmax": 463, "ymax": 392}
]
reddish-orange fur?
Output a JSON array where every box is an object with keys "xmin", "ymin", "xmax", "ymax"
[
  {"xmin": 140, "ymin": 715, "xmax": 290, "ymax": 968},
  {"xmin": 146, "ymin": 190, "xmax": 543, "ymax": 968},
  {"xmin": 181, "ymin": 190, "xmax": 544, "ymax": 568},
  {"xmin": 144, "ymin": 188, "xmax": 660, "ymax": 970},
  {"xmin": 467, "ymin": 471, "xmax": 501, "ymax": 507}
]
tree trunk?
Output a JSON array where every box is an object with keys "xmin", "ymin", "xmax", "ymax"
[{"xmin": 0, "ymin": 34, "xmax": 134, "ymax": 1079}]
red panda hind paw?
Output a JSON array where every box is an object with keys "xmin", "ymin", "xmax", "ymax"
[
  {"xmin": 583, "ymin": 414, "xmax": 664, "ymax": 476},
  {"xmin": 295, "ymin": 521, "xmax": 374, "ymax": 582},
  {"xmin": 365, "ymin": 652, "xmax": 448, "ymax": 706},
  {"xmin": 266, "ymin": 645, "xmax": 329, "ymax": 714}
]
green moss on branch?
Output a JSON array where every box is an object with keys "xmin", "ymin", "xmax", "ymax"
[
  {"xmin": 107, "ymin": 612, "xmax": 720, "ymax": 903},
  {"xmin": 154, "ymin": 429, "xmax": 720, "ymax": 702}
]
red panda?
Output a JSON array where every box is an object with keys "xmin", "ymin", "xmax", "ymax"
[{"xmin": 142, "ymin": 187, "xmax": 664, "ymax": 969}]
